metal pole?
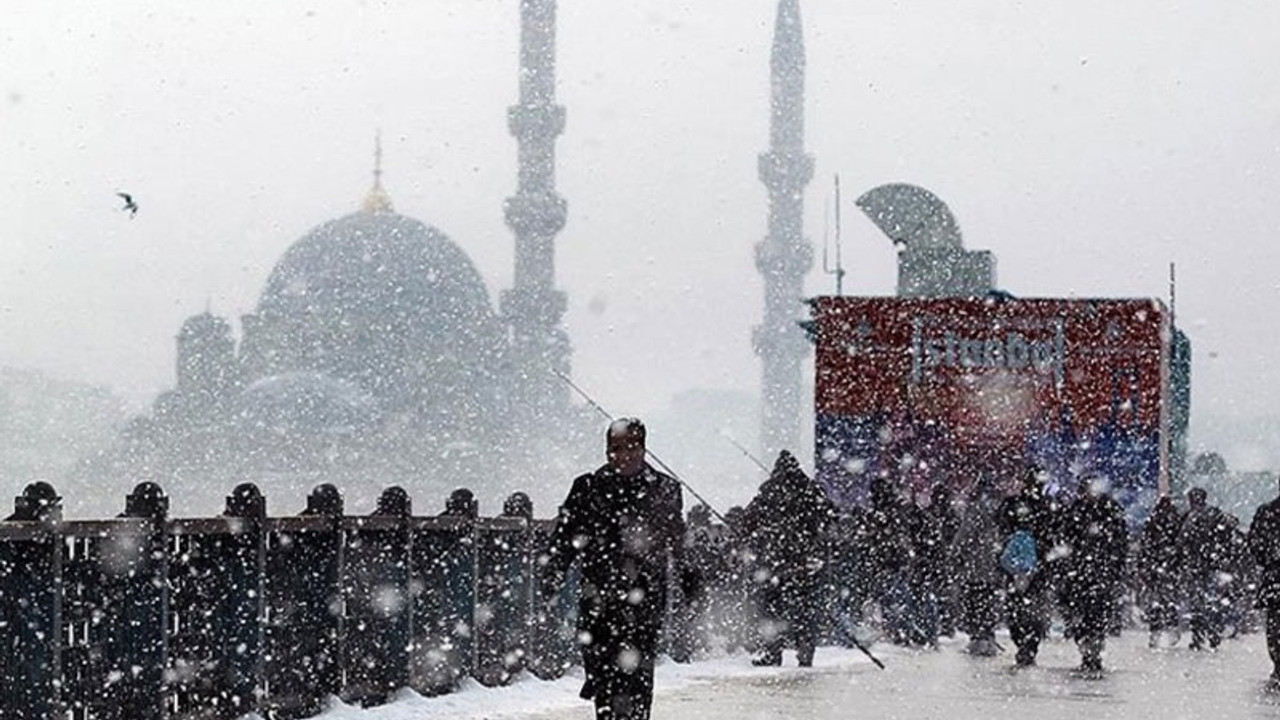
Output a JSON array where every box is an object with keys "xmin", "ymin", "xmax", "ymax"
[{"xmin": 549, "ymin": 368, "xmax": 731, "ymax": 524}]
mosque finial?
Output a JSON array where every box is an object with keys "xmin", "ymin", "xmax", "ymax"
[{"xmin": 361, "ymin": 129, "xmax": 394, "ymax": 213}]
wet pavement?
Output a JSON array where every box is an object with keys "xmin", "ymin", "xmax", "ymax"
[{"xmin": 517, "ymin": 630, "xmax": 1280, "ymax": 720}]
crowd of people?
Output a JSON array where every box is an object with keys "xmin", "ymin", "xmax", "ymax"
[
  {"xmin": 674, "ymin": 455, "xmax": 1280, "ymax": 682},
  {"xmin": 537, "ymin": 417, "xmax": 1280, "ymax": 719}
]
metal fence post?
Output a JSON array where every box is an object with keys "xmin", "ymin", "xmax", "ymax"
[
  {"xmin": 0, "ymin": 482, "xmax": 64, "ymax": 720},
  {"xmin": 340, "ymin": 486, "xmax": 412, "ymax": 708},
  {"xmin": 222, "ymin": 483, "xmax": 267, "ymax": 717},
  {"xmin": 114, "ymin": 481, "xmax": 171, "ymax": 720}
]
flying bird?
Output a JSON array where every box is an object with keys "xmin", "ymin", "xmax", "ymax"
[{"xmin": 116, "ymin": 192, "xmax": 138, "ymax": 217}]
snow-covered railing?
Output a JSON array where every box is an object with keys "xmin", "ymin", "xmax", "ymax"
[{"xmin": 0, "ymin": 481, "xmax": 579, "ymax": 720}]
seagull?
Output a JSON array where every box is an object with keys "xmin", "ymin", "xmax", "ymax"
[{"xmin": 116, "ymin": 192, "xmax": 138, "ymax": 217}]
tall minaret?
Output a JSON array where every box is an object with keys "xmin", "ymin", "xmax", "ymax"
[
  {"xmin": 754, "ymin": 0, "xmax": 814, "ymax": 458},
  {"xmin": 501, "ymin": 0, "xmax": 571, "ymax": 412}
]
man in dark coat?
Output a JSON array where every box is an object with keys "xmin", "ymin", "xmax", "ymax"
[
  {"xmin": 863, "ymin": 475, "xmax": 916, "ymax": 645},
  {"xmin": 954, "ymin": 475, "xmax": 1004, "ymax": 656},
  {"xmin": 1138, "ymin": 495, "xmax": 1184, "ymax": 647},
  {"xmin": 1248, "ymin": 482, "xmax": 1280, "ymax": 684},
  {"xmin": 541, "ymin": 418, "xmax": 686, "ymax": 720},
  {"xmin": 998, "ymin": 467, "xmax": 1057, "ymax": 667},
  {"xmin": 740, "ymin": 450, "xmax": 837, "ymax": 666},
  {"xmin": 1179, "ymin": 487, "xmax": 1234, "ymax": 651},
  {"xmin": 927, "ymin": 483, "xmax": 962, "ymax": 637},
  {"xmin": 1059, "ymin": 478, "xmax": 1128, "ymax": 675}
]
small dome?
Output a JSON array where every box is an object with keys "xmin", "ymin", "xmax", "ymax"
[{"xmin": 234, "ymin": 371, "xmax": 379, "ymax": 434}]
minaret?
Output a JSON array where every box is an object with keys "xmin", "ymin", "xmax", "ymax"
[
  {"xmin": 501, "ymin": 0, "xmax": 570, "ymax": 413},
  {"xmin": 754, "ymin": 0, "xmax": 814, "ymax": 458}
]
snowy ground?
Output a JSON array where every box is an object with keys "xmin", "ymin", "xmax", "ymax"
[{"xmin": 292, "ymin": 630, "xmax": 1280, "ymax": 720}]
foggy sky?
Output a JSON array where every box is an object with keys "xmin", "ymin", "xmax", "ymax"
[{"xmin": 3, "ymin": 0, "xmax": 1280, "ymax": 472}]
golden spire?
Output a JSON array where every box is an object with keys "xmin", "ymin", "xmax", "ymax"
[{"xmin": 361, "ymin": 130, "xmax": 394, "ymax": 213}]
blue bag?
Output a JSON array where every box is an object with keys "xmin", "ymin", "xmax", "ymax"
[{"xmin": 1000, "ymin": 529, "xmax": 1038, "ymax": 577}]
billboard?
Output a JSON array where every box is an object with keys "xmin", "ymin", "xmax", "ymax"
[{"xmin": 812, "ymin": 296, "xmax": 1170, "ymax": 516}]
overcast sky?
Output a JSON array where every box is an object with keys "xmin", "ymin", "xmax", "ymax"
[{"xmin": 3, "ymin": 0, "xmax": 1279, "ymax": 468}]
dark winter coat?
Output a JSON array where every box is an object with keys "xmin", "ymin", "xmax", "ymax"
[
  {"xmin": 954, "ymin": 490, "xmax": 1003, "ymax": 587},
  {"xmin": 1138, "ymin": 498, "xmax": 1183, "ymax": 588},
  {"xmin": 543, "ymin": 462, "xmax": 686, "ymax": 651},
  {"xmin": 1059, "ymin": 492, "xmax": 1128, "ymax": 596},
  {"xmin": 740, "ymin": 462, "xmax": 836, "ymax": 580},
  {"xmin": 907, "ymin": 501, "xmax": 946, "ymax": 588},
  {"xmin": 998, "ymin": 486, "xmax": 1057, "ymax": 566},
  {"xmin": 1178, "ymin": 504, "xmax": 1235, "ymax": 577},
  {"xmin": 862, "ymin": 486, "xmax": 914, "ymax": 578},
  {"xmin": 1248, "ymin": 496, "xmax": 1280, "ymax": 610}
]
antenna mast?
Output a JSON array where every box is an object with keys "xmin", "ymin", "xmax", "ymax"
[{"xmin": 821, "ymin": 174, "xmax": 846, "ymax": 295}]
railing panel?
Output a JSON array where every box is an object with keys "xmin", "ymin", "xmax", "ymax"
[
  {"xmin": 261, "ymin": 516, "xmax": 342, "ymax": 720},
  {"xmin": 0, "ymin": 488, "xmax": 590, "ymax": 720},
  {"xmin": 167, "ymin": 516, "xmax": 263, "ymax": 720},
  {"xmin": 407, "ymin": 517, "xmax": 474, "ymax": 696},
  {"xmin": 339, "ymin": 516, "xmax": 410, "ymax": 708},
  {"xmin": 473, "ymin": 517, "xmax": 530, "ymax": 686},
  {"xmin": 525, "ymin": 519, "xmax": 579, "ymax": 680},
  {"xmin": 60, "ymin": 519, "xmax": 167, "ymax": 720},
  {"xmin": 0, "ymin": 523, "xmax": 62, "ymax": 720}
]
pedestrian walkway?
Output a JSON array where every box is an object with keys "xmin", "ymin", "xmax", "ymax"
[
  {"xmin": 317, "ymin": 631, "xmax": 1280, "ymax": 720},
  {"xmin": 521, "ymin": 631, "xmax": 1280, "ymax": 720}
]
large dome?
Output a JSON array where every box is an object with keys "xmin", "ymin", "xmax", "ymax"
[
  {"xmin": 247, "ymin": 210, "xmax": 505, "ymax": 405},
  {"xmin": 259, "ymin": 210, "xmax": 492, "ymax": 325}
]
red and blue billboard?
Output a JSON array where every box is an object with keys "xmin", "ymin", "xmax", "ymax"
[{"xmin": 813, "ymin": 296, "xmax": 1170, "ymax": 517}]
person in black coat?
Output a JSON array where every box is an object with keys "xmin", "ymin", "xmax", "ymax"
[
  {"xmin": 1179, "ymin": 487, "xmax": 1234, "ymax": 651},
  {"xmin": 1248, "ymin": 482, "xmax": 1280, "ymax": 684},
  {"xmin": 998, "ymin": 467, "xmax": 1057, "ymax": 667},
  {"xmin": 927, "ymin": 483, "xmax": 962, "ymax": 637},
  {"xmin": 1138, "ymin": 495, "xmax": 1184, "ymax": 647},
  {"xmin": 1059, "ymin": 478, "xmax": 1128, "ymax": 674},
  {"xmin": 541, "ymin": 418, "xmax": 686, "ymax": 720},
  {"xmin": 863, "ymin": 475, "xmax": 916, "ymax": 645},
  {"xmin": 739, "ymin": 450, "xmax": 837, "ymax": 666},
  {"xmin": 954, "ymin": 475, "xmax": 1004, "ymax": 656}
]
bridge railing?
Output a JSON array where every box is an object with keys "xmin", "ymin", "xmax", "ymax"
[{"xmin": 0, "ymin": 481, "xmax": 580, "ymax": 720}]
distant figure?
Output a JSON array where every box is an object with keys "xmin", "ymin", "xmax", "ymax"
[
  {"xmin": 1179, "ymin": 487, "xmax": 1234, "ymax": 651},
  {"xmin": 671, "ymin": 503, "xmax": 717, "ymax": 663},
  {"xmin": 997, "ymin": 468, "xmax": 1056, "ymax": 667},
  {"xmin": 927, "ymin": 483, "xmax": 962, "ymax": 637},
  {"xmin": 1138, "ymin": 495, "xmax": 1184, "ymax": 647},
  {"xmin": 1247, "ymin": 479, "xmax": 1280, "ymax": 686},
  {"xmin": 954, "ymin": 475, "xmax": 1003, "ymax": 656},
  {"xmin": 862, "ymin": 476, "xmax": 916, "ymax": 646},
  {"xmin": 541, "ymin": 418, "xmax": 687, "ymax": 720},
  {"xmin": 117, "ymin": 192, "xmax": 138, "ymax": 217},
  {"xmin": 1059, "ymin": 477, "xmax": 1128, "ymax": 676},
  {"xmin": 740, "ymin": 450, "xmax": 836, "ymax": 666}
]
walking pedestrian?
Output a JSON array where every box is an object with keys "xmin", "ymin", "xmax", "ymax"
[
  {"xmin": 1248, "ymin": 480, "xmax": 1280, "ymax": 686},
  {"xmin": 1137, "ymin": 495, "xmax": 1184, "ymax": 647},
  {"xmin": 740, "ymin": 450, "xmax": 836, "ymax": 666},
  {"xmin": 998, "ymin": 467, "xmax": 1056, "ymax": 667},
  {"xmin": 540, "ymin": 418, "xmax": 687, "ymax": 720},
  {"xmin": 954, "ymin": 475, "xmax": 1003, "ymax": 656},
  {"xmin": 1179, "ymin": 487, "xmax": 1234, "ymax": 651},
  {"xmin": 1059, "ymin": 477, "xmax": 1128, "ymax": 675}
]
